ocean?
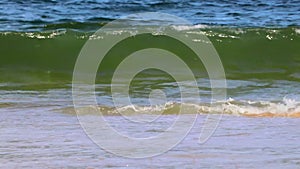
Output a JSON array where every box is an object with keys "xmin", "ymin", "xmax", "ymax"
[{"xmin": 0, "ymin": 0, "xmax": 300, "ymax": 168}]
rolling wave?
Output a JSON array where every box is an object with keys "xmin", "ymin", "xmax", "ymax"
[{"xmin": 0, "ymin": 26, "xmax": 299, "ymax": 82}]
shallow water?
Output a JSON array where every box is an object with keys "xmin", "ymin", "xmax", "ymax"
[
  {"xmin": 1, "ymin": 81, "xmax": 300, "ymax": 168},
  {"xmin": 1, "ymin": 108, "xmax": 299, "ymax": 168}
]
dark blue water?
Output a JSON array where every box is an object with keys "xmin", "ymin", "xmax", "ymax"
[{"xmin": 0, "ymin": 0, "xmax": 299, "ymax": 31}]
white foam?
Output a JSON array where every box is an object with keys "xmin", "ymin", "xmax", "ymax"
[
  {"xmin": 172, "ymin": 24, "xmax": 208, "ymax": 31},
  {"xmin": 60, "ymin": 97, "xmax": 300, "ymax": 117}
]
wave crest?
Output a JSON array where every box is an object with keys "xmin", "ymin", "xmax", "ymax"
[{"xmin": 58, "ymin": 98, "xmax": 300, "ymax": 118}]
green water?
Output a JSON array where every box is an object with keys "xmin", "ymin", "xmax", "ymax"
[{"xmin": 1, "ymin": 27, "xmax": 299, "ymax": 84}]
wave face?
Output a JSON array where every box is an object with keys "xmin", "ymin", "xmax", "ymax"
[{"xmin": 0, "ymin": 26, "xmax": 299, "ymax": 82}]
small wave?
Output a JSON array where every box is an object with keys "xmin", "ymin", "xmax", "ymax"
[
  {"xmin": 57, "ymin": 98, "xmax": 300, "ymax": 118},
  {"xmin": 222, "ymin": 97, "xmax": 300, "ymax": 117}
]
